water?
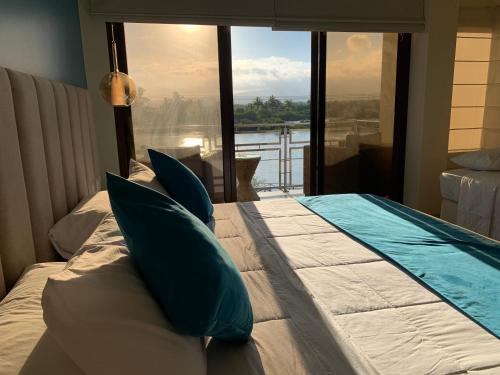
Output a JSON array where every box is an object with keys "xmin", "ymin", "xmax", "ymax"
[{"xmin": 235, "ymin": 129, "xmax": 310, "ymax": 190}]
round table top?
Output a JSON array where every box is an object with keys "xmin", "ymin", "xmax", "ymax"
[{"xmin": 235, "ymin": 153, "xmax": 261, "ymax": 161}]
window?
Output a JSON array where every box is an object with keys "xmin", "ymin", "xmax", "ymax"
[
  {"xmin": 111, "ymin": 23, "xmax": 410, "ymax": 203},
  {"xmin": 124, "ymin": 23, "xmax": 225, "ymax": 202},
  {"xmin": 322, "ymin": 32, "xmax": 399, "ymax": 197},
  {"xmin": 230, "ymin": 27, "xmax": 311, "ymax": 198}
]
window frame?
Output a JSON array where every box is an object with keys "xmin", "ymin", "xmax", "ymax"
[{"xmin": 107, "ymin": 22, "xmax": 411, "ymax": 202}]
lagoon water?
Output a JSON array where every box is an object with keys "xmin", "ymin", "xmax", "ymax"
[{"xmin": 235, "ymin": 129, "xmax": 310, "ymax": 190}]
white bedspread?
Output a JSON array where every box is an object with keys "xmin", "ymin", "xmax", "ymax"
[
  {"xmin": 457, "ymin": 171, "xmax": 500, "ymax": 238},
  {"xmin": 211, "ymin": 199, "xmax": 500, "ymax": 375}
]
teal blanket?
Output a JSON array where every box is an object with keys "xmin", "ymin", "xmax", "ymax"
[{"xmin": 297, "ymin": 194, "xmax": 500, "ymax": 339}]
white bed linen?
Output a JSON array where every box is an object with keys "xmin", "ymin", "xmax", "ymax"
[
  {"xmin": 0, "ymin": 262, "xmax": 84, "ymax": 375},
  {"xmin": 457, "ymin": 171, "xmax": 500, "ymax": 237},
  {"xmin": 440, "ymin": 168, "xmax": 469, "ymax": 202},
  {"xmin": 31, "ymin": 199, "xmax": 500, "ymax": 375},
  {"xmin": 43, "ymin": 214, "xmax": 207, "ymax": 375},
  {"xmin": 215, "ymin": 199, "xmax": 500, "ymax": 375},
  {"xmin": 440, "ymin": 169, "xmax": 500, "ymax": 240}
]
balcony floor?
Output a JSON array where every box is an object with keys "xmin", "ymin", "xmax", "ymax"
[{"xmin": 257, "ymin": 189, "xmax": 304, "ymax": 200}]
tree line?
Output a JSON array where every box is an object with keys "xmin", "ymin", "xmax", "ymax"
[{"xmin": 132, "ymin": 89, "xmax": 380, "ymax": 128}]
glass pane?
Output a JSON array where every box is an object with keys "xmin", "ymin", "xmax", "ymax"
[
  {"xmin": 231, "ymin": 27, "xmax": 311, "ymax": 201},
  {"xmin": 324, "ymin": 32, "xmax": 397, "ymax": 197},
  {"xmin": 124, "ymin": 23, "xmax": 224, "ymax": 202}
]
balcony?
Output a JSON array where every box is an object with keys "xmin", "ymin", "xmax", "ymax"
[
  {"xmin": 235, "ymin": 119, "xmax": 381, "ymax": 199},
  {"xmin": 134, "ymin": 119, "xmax": 382, "ymax": 202}
]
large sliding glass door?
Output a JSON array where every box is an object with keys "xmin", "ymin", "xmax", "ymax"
[
  {"xmin": 230, "ymin": 27, "xmax": 311, "ymax": 200},
  {"xmin": 111, "ymin": 23, "xmax": 409, "ymax": 203},
  {"xmin": 124, "ymin": 23, "xmax": 225, "ymax": 202},
  {"xmin": 316, "ymin": 32, "xmax": 407, "ymax": 200}
]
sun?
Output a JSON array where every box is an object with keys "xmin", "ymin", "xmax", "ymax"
[{"xmin": 181, "ymin": 24, "xmax": 200, "ymax": 32}]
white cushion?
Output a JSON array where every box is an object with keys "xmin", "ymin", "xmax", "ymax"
[
  {"xmin": 451, "ymin": 149, "xmax": 500, "ymax": 171},
  {"xmin": 48, "ymin": 160, "xmax": 167, "ymax": 260},
  {"xmin": 42, "ymin": 225, "xmax": 206, "ymax": 375}
]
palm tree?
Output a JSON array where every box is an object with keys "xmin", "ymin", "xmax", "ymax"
[
  {"xmin": 252, "ymin": 97, "xmax": 263, "ymax": 111},
  {"xmin": 267, "ymin": 95, "xmax": 281, "ymax": 112}
]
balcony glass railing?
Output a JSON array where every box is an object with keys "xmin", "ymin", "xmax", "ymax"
[{"xmin": 235, "ymin": 120, "xmax": 379, "ymax": 195}]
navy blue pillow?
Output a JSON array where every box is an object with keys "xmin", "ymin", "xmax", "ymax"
[
  {"xmin": 148, "ymin": 149, "xmax": 213, "ymax": 223},
  {"xmin": 106, "ymin": 173, "xmax": 253, "ymax": 342}
]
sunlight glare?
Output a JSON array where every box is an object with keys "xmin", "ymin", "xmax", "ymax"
[
  {"xmin": 181, "ymin": 24, "xmax": 200, "ymax": 32},
  {"xmin": 181, "ymin": 137, "xmax": 204, "ymax": 148}
]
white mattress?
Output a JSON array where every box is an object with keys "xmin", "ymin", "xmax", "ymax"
[
  {"xmin": 210, "ymin": 199, "xmax": 500, "ymax": 375},
  {"xmin": 0, "ymin": 262, "xmax": 84, "ymax": 375},
  {"xmin": 440, "ymin": 168, "xmax": 470, "ymax": 202}
]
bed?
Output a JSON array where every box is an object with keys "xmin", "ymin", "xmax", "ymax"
[
  {"xmin": 1, "ymin": 67, "xmax": 499, "ymax": 375},
  {"xmin": 440, "ymin": 168, "xmax": 500, "ymax": 240}
]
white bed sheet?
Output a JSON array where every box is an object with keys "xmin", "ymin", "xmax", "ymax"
[
  {"xmin": 211, "ymin": 199, "xmax": 500, "ymax": 375},
  {"xmin": 440, "ymin": 169, "xmax": 500, "ymax": 239},
  {"xmin": 440, "ymin": 168, "xmax": 470, "ymax": 202},
  {"xmin": 12, "ymin": 198, "xmax": 497, "ymax": 375},
  {"xmin": 0, "ymin": 262, "xmax": 84, "ymax": 375}
]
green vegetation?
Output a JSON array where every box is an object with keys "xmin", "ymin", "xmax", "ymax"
[
  {"xmin": 326, "ymin": 99, "xmax": 379, "ymax": 121},
  {"xmin": 234, "ymin": 96, "xmax": 310, "ymax": 125},
  {"xmin": 132, "ymin": 89, "xmax": 380, "ymax": 128},
  {"xmin": 234, "ymin": 96, "xmax": 380, "ymax": 126}
]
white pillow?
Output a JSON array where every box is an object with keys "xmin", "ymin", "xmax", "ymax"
[
  {"xmin": 451, "ymin": 149, "xmax": 500, "ymax": 171},
  {"xmin": 48, "ymin": 191, "xmax": 111, "ymax": 259},
  {"xmin": 128, "ymin": 158, "xmax": 168, "ymax": 195},
  {"xmin": 48, "ymin": 160, "xmax": 166, "ymax": 259},
  {"xmin": 42, "ymin": 229, "xmax": 206, "ymax": 375}
]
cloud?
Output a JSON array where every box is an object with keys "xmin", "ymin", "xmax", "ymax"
[
  {"xmin": 326, "ymin": 50, "xmax": 382, "ymax": 96},
  {"xmin": 327, "ymin": 50, "xmax": 382, "ymax": 78},
  {"xmin": 232, "ymin": 57, "xmax": 310, "ymax": 96},
  {"xmin": 346, "ymin": 34, "xmax": 372, "ymax": 52}
]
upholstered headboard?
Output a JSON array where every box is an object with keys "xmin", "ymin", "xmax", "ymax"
[{"xmin": 0, "ymin": 67, "xmax": 100, "ymax": 298}]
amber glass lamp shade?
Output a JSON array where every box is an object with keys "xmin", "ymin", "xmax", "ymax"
[
  {"xmin": 100, "ymin": 34, "xmax": 137, "ymax": 107},
  {"xmin": 99, "ymin": 71, "xmax": 137, "ymax": 107}
]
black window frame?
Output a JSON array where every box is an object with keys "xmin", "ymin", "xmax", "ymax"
[{"xmin": 107, "ymin": 23, "xmax": 411, "ymax": 202}]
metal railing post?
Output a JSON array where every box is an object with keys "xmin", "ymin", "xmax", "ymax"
[{"xmin": 283, "ymin": 125, "xmax": 288, "ymax": 192}]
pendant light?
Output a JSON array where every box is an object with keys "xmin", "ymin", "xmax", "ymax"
[{"xmin": 99, "ymin": 24, "xmax": 137, "ymax": 107}]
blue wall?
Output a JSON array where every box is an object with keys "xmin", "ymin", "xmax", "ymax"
[{"xmin": 0, "ymin": 0, "xmax": 86, "ymax": 87}]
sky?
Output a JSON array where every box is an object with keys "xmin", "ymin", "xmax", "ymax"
[{"xmin": 124, "ymin": 24, "xmax": 384, "ymax": 103}]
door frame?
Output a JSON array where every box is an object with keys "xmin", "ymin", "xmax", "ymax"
[
  {"xmin": 217, "ymin": 26, "xmax": 237, "ymax": 203},
  {"xmin": 108, "ymin": 24, "xmax": 411, "ymax": 202},
  {"xmin": 309, "ymin": 32, "xmax": 412, "ymax": 201}
]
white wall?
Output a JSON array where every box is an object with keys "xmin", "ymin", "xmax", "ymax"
[
  {"xmin": 403, "ymin": 0, "xmax": 460, "ymax": 215},
  {"xmin": 78, "ymin": 0, "xmax": 120, "ymax": 186}
]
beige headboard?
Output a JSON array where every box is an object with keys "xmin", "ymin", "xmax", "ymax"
[{"xmin": 0, "ymin": 67, "xmax": 100, "ymax": 297}]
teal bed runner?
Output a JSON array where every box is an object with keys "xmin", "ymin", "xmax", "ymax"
[{"xmin": 297, "ymin": 194, "xmax": 500, "ymax": 339}]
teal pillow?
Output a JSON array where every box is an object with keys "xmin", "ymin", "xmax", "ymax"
[
  {"xmin": 148, "ymin": 149, "xmax": 213, "ymax": 223},
  {"xmin": 106, "ymin": 173, "xmax": 253, "ymax": 342}
]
